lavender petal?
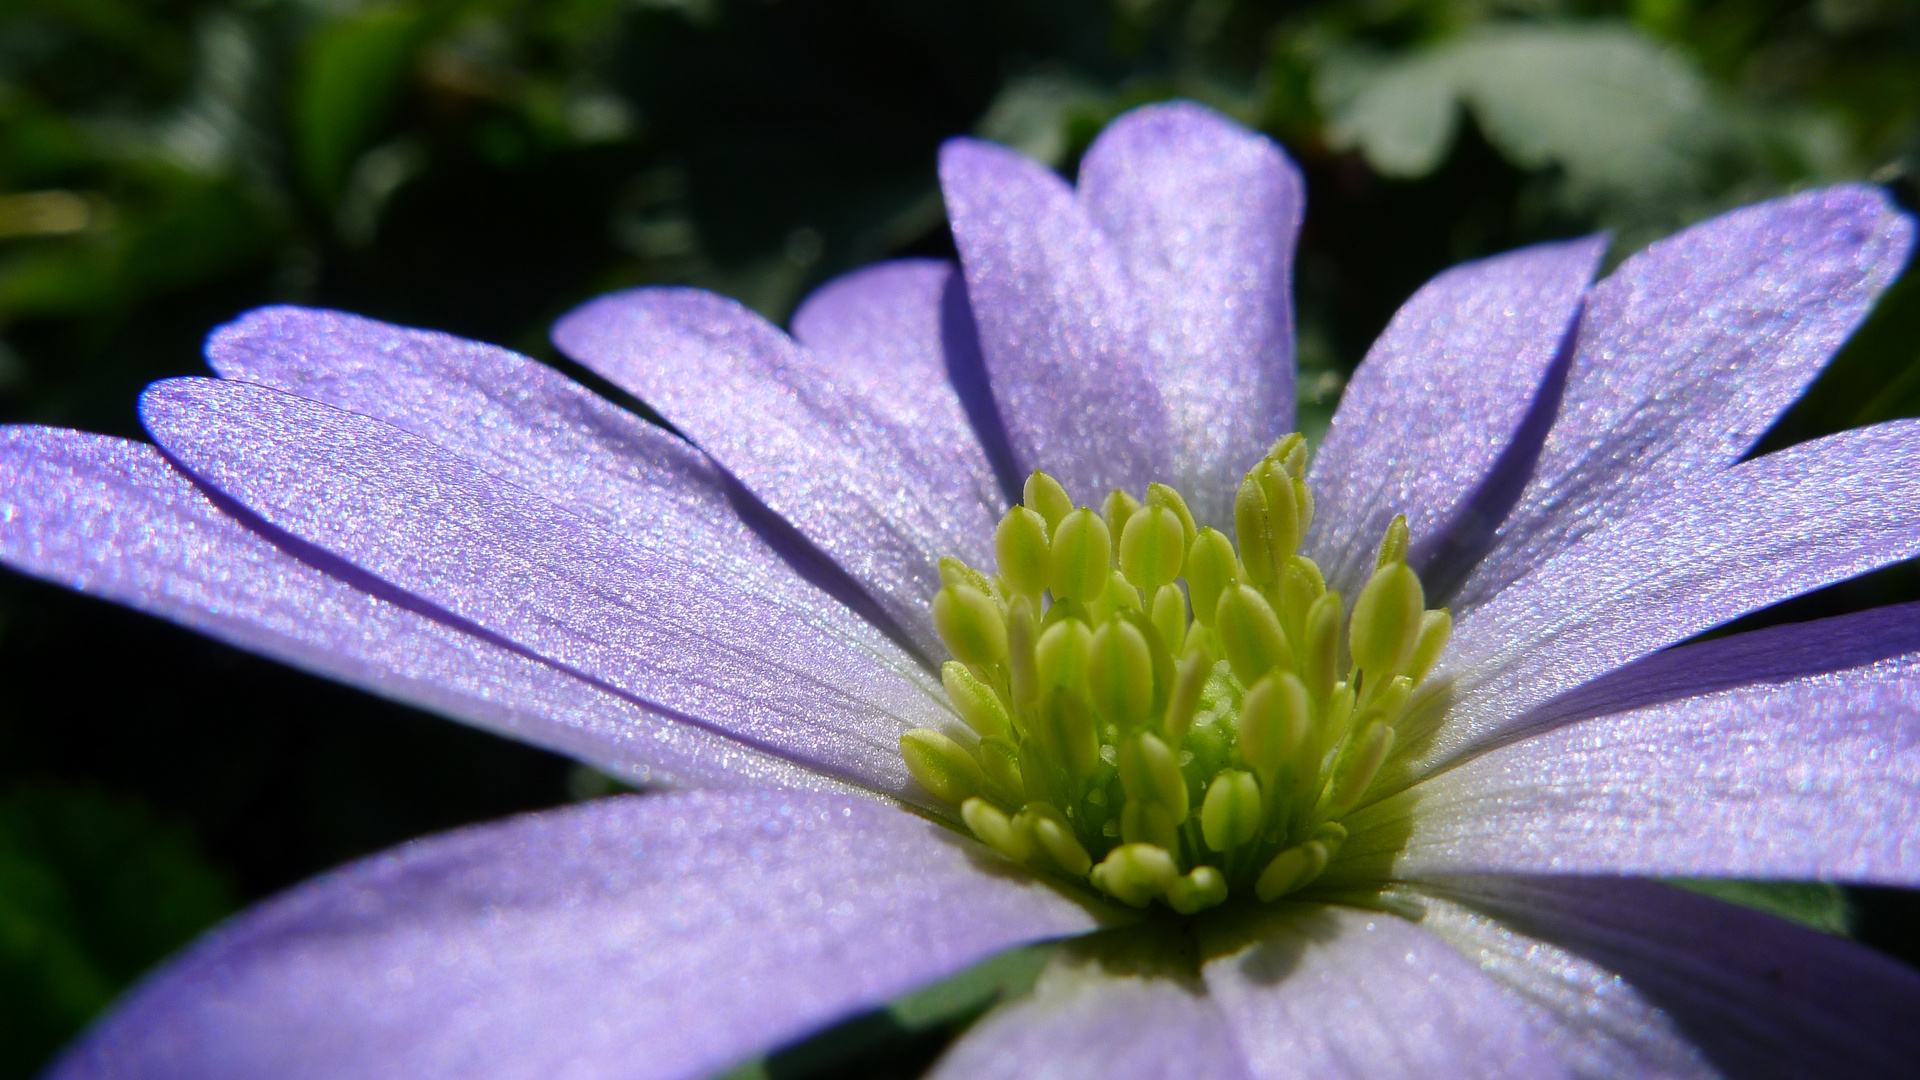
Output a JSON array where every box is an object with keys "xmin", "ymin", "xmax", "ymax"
[
  {"xmin": 1411, "ymin": 891, "xmax": 1716, "ymax": 1080},
  {"xmin": 1419, "ymin": 419, "xmax": 1920, "ymax": 777},
  {"xmin": 1307, "ymin": 238, "xmax": 1604, "ymax": 599},
  {"xmin": 927, "ymin": 939, "xmax": 1254, "ymax": 1080},
  {"xmin": 1343, "ymin": 639, "xmax": 1920, "ymax": 883},
  {"xmin": 139, "ymin": 378, "xmax": 955, "ymax": 799},
  {"xmin": 1457, "ymin": 186, "xmax": 1916, "ymax": 612},
  {"xmin": 552, "ymin": 287, "xmax": 1000, "ymax": 662},
  {"xmin": 788, "ymin": 258, "xmax": 1016, "ymax": 502},
  {"xmin": 47, "ymin": 791, "xmax": 1109, "ymax": 1080},
  {"xmin": 208, "ymin": 306, "xmax": 814, "ymax": 606},
  {"xmin": 0, "ymin": 427, "xmax": 831, "ymax": 791},
  {"xmin": 1076, "ymin": 101, "xmax": 1304, "ymax": 530},
  {"xmin": 1503, "ymin": 600, "xmax": 1920, "ymax": 745},
  {"xmin": 1198, "ymin": 904, "xmax": 1570, "ymax": 1079},
  {"xmin": 939, "ymin": 136, "xmax": 1170, "ymax": 504},
  {"xmin": 1418, "ymin": 876, "xmax": 1920, "ymax": 1079}
]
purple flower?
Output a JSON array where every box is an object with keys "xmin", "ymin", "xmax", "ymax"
[{"xmin": 7, "ymin": 100, "xmax": 1920, "ymax": 1078}]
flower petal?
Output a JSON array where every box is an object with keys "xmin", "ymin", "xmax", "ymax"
[
  {"xmin": 1198, "ymin": 904, "xmax": 1570, "ymax": 1079},
  {"xmin": 1076, "ymin": 101, "xmax": 1304, "ymax": 530},
  {"xmin": 1457, "ymin": 186, "xmax": 1916, "ymax": 611},
  {"xmin": 927, "ymin": 936, "xmax": 1254, "ymax": 1080},
  {"xmin": 552, "ymin": 286, "xmax": 999, "ymax": 662},
  {"xmin": 0, "ymin": 427, "xmax": 825, "ymax": 790},
  {"xmin": 939, "ymin": 136, "xmax": 1170, "ymax": 503},
  {"xmin": 1506, "ymin": 599, "xmax": 1920, "ymax": 744},
  {"xmin": 1306, "ymin": 238, "xmax": 1604, "ymax": 598},
  {"xmin": 789, "ymin": 257, "xmax": 1018, "ymax": 501},
  {"xmin": 1420, "ymin": 419, "xmax": 1920, "ymax": 776},
  {"xmin": 139, "ymin": 377, "xmax": 953, "ymax": 798},
  {"xmin": 1344, "ymin": 633, "xmax": 1920, "ymax": 883},
  {"xmin": 207, "ymin": 306, "xmax": 812, "ymax": 604},
  {"xmin": 1417, "ymin": 876, "xmax": 1920, "ymax": 1079},
  {"xmin": 46, "ymin": 791, "xmax": 1109, "ymax": 1080},
  {"xmin": 1410, "ymin": 890, "xmax": 1716, "ymax": 1080}
]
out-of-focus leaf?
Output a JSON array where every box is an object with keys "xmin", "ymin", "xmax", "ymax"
[
  {"xmin": 0, "ymin": 784, "xmax": 234, "ymax": 1077},
  {"xmin": 1668, "ymin": 879, "xmax": 1852, "ymax": 936},
  {"xmin": 1315, "ymin": 21, "xmax": 1851, "ymax": 236},
  {"xmin": 294, "ymin": 3, "xmax": 433, "ymax": 202},
  {"xmin": 975, "ymin": 74, "xmax": 1105, "ymax": 167},
  {"xmin": 1320, "ymin": 24, "xmax": 1734, "ymax": 191}
]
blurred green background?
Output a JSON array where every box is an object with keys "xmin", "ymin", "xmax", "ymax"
[{"xmin": 2, "ymin": 0, "xmax": 1918, "ymax": 1075}]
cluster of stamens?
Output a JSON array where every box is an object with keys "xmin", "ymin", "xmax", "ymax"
[{"xmin": 901, "ymin": 434, "xmax": 1450, "ymax": 913}]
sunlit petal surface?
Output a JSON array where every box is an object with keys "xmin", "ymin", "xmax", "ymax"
[
  {"xmin": 1347, "ymin": 644, "xmax": 1920, "ymax": 882},
  {"xmin": 939, "ymin": 137, "xmax": 1170, "ymax": 501},
  {"xmin": 0, "ymin": 427, "xmax": 825, "ymax": 790},
  {"xmin": 1307, "ymin": 237, "xmax": 1604, "ymax": 599},
  {"xmin": 1424, "ymin": 419, "xmax": 1920, "ymax": 774},
  {"xmin": 1199, "ymin": 905, "xmax": 1570, "ymax": 1079},
  {"xmin": 141, "ymin": 378, "xmax": 951, "ymax": 796},
  {"xmin": 1418, "ymin": 877, "xmax": 1920, "ymax": 1078},
  {"xmin": 44, "ymin": 791, "xmax": 1109, "ymax": 1080},
  {"xmin": 1458, "ymin": 186, "xmax": 1915, "ymax": 612},
  {"xmin": 1078, "ymin": 101, "xmax": 1304, "ymax": 531}
]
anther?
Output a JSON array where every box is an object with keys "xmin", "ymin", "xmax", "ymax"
[
  {"xmin": 1119, "ymin": 505, "xmax": 1186, "ymax": 590},
  {"xmin": 1103, "ymin": 488, "xmax": 1141, "ymax": 538},
  {"xmin": 1091, "ymin": 843, "xmax": 1180, "ymax": 908},
  {"xmin": 1301, "ymin": 591, "xmax": 1343, "ymax": 702},
  {"xmin": 1162, "ymin": 647, "xmax": 1210, "ymax": 746},
  {"xmin": 1201, "ymin": 769, "xmax": 1263, "ymax": 851},
  {"xmin": 1088, "ymin": 619, "xmax": 1154, "ymax": 728},
  {"xmin": 943, "ymin": 661, "xmax": 1013, "ymax": 741},
  {"xmin": 1024, "ymin": 802, "xmax": 1093, "ymax": 876},
  {"xmin": 1406, "ymin": 609, "xmax": 1453, "ymax": 684},
  {"xmin": 995, "ymin": 507, "xmax": 1051, "ymax": 600},
  {"xmin": 1278, "ymin": 556, "xmax": 1325, "ymax": 648},
  {"xmin": 1006, "ymin": 595, "xmax": 1040, "ymax": 707},
  {"xmin": 901, "ymin": 729, "xmax": 987, "ymax": 806},
  {"xmin": 1322, "ymin": 720, "xmax": 1395, "ymax": 819},
  {"xmin": 1150, "ymin": 583, "xmax": 1187, "ymax": 657},
  {"xmin": 1049, "ymin": 508, "xmax": 1112, "ymax": 603},
  {"xmin": 1036, "ymin": 618, "xmax": 1093, "ymax": 694},
  {"xmin": 1255, "ymin": 840, "xmax": 1328, "ymax": 901},
  {"xmin": 1238, "ymin": 671, "xmax": 1310, "ymax": 782},
  {"xmin": 962, "ymin": 797, "xmax": 1034, "ymax": 863},
  {"xmin": 1374, "ymin": 513, "xmax": 1410, "ymax": 568},
  {"xmin": 1118, "ymin": 731, "xmax": 1189, "ymax": 823},
  {"xmin": 932, "ymin": 583, "xmax": 1008, "ymax": 671},
  {"xmin": 1144, "ymin": 483, "xmax": 1198, "ymax": 554},
  {"xmin": 1215, "ymin": 584, "xmax": 1292, "ymax": 686},
  {"xmin": 1166, "ymin": 865, "xmax": 1228, "ymax": 914},
  {"xmin": 1349, "ymin": 559, "xmax": 1423, "ymax": 680},
  {"xmin": 1024, "ymin": 471, "xmax": 1073, "ymax": 534},
  {"xmin": 1185, "ymin": 528, "xmax": 1239, "ymax": 627}
]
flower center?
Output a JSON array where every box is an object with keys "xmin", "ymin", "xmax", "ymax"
[{"xmin": 901, "ymin": 435, "xmax": 1449, "ymax": 914}]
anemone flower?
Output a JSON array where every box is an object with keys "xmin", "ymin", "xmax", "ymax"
[{"xmin": 7, "ymin": 100, "xmax": 1920, "ymax": 1080}]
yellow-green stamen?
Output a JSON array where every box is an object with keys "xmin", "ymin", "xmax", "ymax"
[{"xmin": 902, "ymin": 435, "xmax": 1450, "ymax": 913}]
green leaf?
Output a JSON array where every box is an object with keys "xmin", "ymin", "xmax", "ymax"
[
  {"xmin": 1667, "ymin": 879, "xmax": 1852, "ymax": 935},
  {"xmin": 0, "ymin": 784, "xmax": 234, "ymax": 1074},
  {"xmin": 293, "ymin": 4, "xmax": 433, "ymax": 202},
  {"xmin": 1319, "ymin": 24, "xmax": 1736, "ymax": 195}
]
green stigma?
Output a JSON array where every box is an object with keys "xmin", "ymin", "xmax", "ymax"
[{"xmin": 901, "ymin": 434, "xmax": 1451, "ymax": 914}]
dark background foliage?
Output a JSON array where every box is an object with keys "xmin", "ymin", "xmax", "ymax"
[{"xmin": 2, "ymin": 0, "xmax": 1918, "ymax": 1075}]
